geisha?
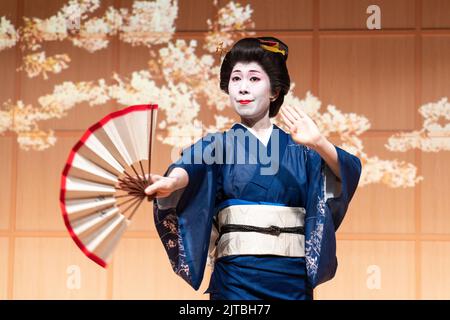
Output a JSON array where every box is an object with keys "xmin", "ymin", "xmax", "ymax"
[{"xmin": 145, "ymin": 37, "xmax": 362, "ymax": 300}]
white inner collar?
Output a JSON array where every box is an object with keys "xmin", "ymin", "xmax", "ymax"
[{"xmin": 238, "ymin": 122, "xmax": 273, "ymax": 147}]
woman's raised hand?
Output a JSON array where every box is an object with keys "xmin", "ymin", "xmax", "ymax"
[{"xmin": 279, "ymin": 105, "xmax": 324, "ymax": 150}]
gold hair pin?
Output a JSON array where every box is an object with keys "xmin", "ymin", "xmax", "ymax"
[{"xmin": 259, "ymin": 40, "xmax": 286, "ymax": 56}]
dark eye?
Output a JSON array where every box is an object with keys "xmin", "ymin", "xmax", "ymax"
[
  {"xmin": 250, "ymin": 76, "xmax": 260, "ymax": 82},
  {"xmin": 231, "ymin": 76, "xmax": 241, "ymax": 82}
]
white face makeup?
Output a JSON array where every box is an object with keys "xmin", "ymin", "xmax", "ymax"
[{"xmin": 228, "ymin": 62, "xmax": 274, "ymax": 121}]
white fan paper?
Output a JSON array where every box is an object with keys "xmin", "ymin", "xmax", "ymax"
[{"xmin": 60, "ymin": 104, "xmax": 158, "ymax": 267}]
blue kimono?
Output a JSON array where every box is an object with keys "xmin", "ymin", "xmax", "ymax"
[{"xmin": 153, "ymin": 123, "xmax": 362, "ymax": 299}]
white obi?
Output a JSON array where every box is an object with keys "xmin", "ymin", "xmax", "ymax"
[{"xmin": 208, "ymin": 204, "xmax": 306, "ymax": 262}]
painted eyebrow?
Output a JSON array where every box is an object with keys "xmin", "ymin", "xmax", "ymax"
[{"xmin": 231, "ymin": 70, "xmax": 262, "ymax": 74}]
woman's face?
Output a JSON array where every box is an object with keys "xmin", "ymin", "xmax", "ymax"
[{"xmin": 228, "ymin": 61, "xmax": 273, "ymax": 120}]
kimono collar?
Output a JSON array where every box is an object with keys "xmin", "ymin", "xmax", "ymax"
[{"xmin": 231, "ymin": 122, "xmax": 274, "ymax": 147}]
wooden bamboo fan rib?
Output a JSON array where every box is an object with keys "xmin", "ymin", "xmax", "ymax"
[{"xmin": 59, "ymin": 104, "xmax": 158, "ymax": 267}]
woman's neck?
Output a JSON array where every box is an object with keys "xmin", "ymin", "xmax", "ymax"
[{"xmin": 240, "ymin": 112, "xmax": 272, "ymax": 134}]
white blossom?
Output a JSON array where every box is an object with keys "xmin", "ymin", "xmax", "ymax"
[
  {"xmin": 386, "ymin": 98, "xmax": 450, "ymax": 152},
  {"xmin": 71, "ymin": 17, "xmax": 110, "ymax": 52},
  {"xmin": 119, "ymin": 0, "xmax": 177, "ymax": 47},
  {"xmin": 0, "ymin": 109, "xmax": 12, "ymax": 134},
  {"xmin": 0, "ymin": 16, "xmax": 18, "ymax": 51},
  {"xmin": 17, "ymin": 130, "xmax": 57, "ymax": 151},
  {"xmin": 19, "ymin": 52, "xmax": 70, "ymax": 79},
  {"xmin": 204, "ymin": 1, "xmax": 255, "ymax": 53}
]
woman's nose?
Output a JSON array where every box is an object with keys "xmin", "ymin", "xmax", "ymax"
[{"xmin": 239, "ymin": 80, "xmax": 249, "ymax": 95}]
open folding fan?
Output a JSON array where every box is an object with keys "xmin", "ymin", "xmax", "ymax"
[{"xmin": 60, "ymin": 104, "xmax": 158, "ymax": 267}]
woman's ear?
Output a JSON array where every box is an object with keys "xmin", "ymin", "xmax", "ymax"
[{"xmin": 270, "ymin": 88, "xmax": 281, "ymax": 102}]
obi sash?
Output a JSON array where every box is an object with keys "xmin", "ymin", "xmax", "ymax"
[{"xmin": 209, "ymin": 201, "xmax": 306, "ymax": 260}]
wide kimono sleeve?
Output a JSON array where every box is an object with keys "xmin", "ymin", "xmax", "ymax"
[
  {"xmin": 304, "ymin": 145, "xmax": 362, "ymax": 288},
  {"xmin": 153, "ymin": 134, "xmax": 221, "ymax": 290}
]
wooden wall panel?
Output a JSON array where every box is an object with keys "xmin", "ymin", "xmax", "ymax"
[
  {"xmin": 13, "ymin": 237, "xmax": 108, "ymax": 299},
  {"xmin": 112, "ymin": 238, "xmax": 211, "ymax": 299},
  {"xmin": 421, "ymin": 242, "xmax": 450, "ymax": 299},
  {"xmin": 339, "ymin": 136, "xmax": 416, "ymax": 234},
  {"xmin": 422, "ymin": 0, "xmax": 450, "ymax": 29},
  {"xmin": 320, "ymin": 0, "xmax": 415, "ymax": 30},
  {"xmin": 315, "ymin": 240, "xmax": 416, "ymax": 299},
  {"xmin": 0, "ymin": 47, "xmax": 16, "ymax": 103},
  {"xmin": 126, "ymin": 200, "xmax": 155, "ymax": 232},
  {"xmin": 220, "ymin": 0, "xmax": 313, "ymax": 30},
  {"xmin": 0, "ymin": 137, "xmax": 13, "ymax": 230},
  {"xmin": 15, "ymin": 136, "xmax": 78, "ymax": 231},
  {"xmin": 275, "ymin": 34, "xmax": 313, "ymax": 99},
  {"xmin": 0, "ymin": 238, "xmax": 8, "ymax": 300},
  {"xmin": 174, "ymin": 0, "xmax": 216, "ymax": 31},
  {"xmin": 23, "ymin": 0, "xmax": 67, "ymax": 19},
  {"xmin": 118, "ymin": 31, "xmax": 158, "ymax": 81},
  {"xmin": 342, "ymin": 184, "xmax": 415, "ymax": 234},
  {"xmin": 422, "ymin": 36, "xmax": 450, "ymax": 103},
  {"xmin": 319, "ymin": 36, "xmax": 416, "ymax": 131},
  {"xmin": 421, "ymin": 151, "xmax": 450, "ymax": 234},
  {"xmin": 0, "ymin": 0, "xmax": 17, "ymax": 21}
]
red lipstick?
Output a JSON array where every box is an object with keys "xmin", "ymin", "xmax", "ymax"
[{"xmin": 238, "ymin": 100, "xmax": 253, "ymax": 105}]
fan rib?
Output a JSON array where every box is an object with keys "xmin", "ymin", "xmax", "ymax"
[{"xmin": 126, "ymin": 197, "xmax": 145, "ymax": 221}]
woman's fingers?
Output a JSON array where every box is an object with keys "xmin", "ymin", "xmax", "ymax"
[
  {"xmin": 144, "ymin": 173, "xmax": 160, "ymax": 180},
  {"xmin": 144, "ymin": 182, "xmax": 157, "ymax": 195},
  {"xmin": 282, "ymin": 105, "xmax": 298, "ymax": 122},
  {"xmin": 297, "ymin": 109, "xmax": 311, "ymax": 121},
  {"xmin": 144, "ymin": 177, "xmax": 176, "ymax": 196},
  {"xmin": 288, "ymin": 105, "xmax": 304, "ymax": 120},
  {"xmin": 280, "ymin": 110, "xmax": 294, "ymax": 128},
  {"xmin": 145, "ymin": 179, "xmax": 166, "ymax": 195},
  {"xmin": 147, "ymin": 174, "xmax": 163, "ymax": 183}
]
